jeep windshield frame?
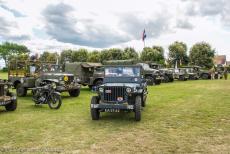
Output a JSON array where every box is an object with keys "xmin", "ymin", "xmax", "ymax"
[
  {"xmin": 104, "ymin": 66, "xmax": 141, "ymax": 78},
  {"xmin": 41, "ymin": 64, "xmax": 63, "ymax": 73}
]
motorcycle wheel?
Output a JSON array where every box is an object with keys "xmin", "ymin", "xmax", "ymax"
[{"xmin": 48, "ymin": 93, "xmax": 62, "ymax": 109}]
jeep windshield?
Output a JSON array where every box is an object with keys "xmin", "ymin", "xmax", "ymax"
[
  {"xmin": 41, "ymin": 64, "xmax": 63, "ymax": 73},
  {"xmin": 105, "ymin": 67, "xmax": 140, "ymax": 77}
]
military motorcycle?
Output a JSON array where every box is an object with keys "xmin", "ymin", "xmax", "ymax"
[{"xmin": 32, "ymin": 80, "xmax": 62, "ymax": 109}]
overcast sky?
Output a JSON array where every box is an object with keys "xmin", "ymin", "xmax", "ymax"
[{"xmin": 0, "ymin": 0, "xmax": 229, "ymax": 60}]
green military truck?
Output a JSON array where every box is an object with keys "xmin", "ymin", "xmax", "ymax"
[
  {"xmin": 64, "ymin": 62, "xmax": 104, "ymax": 89},
  {"xmin": 8, "ymin": 60, "xmax": 81, "ymax": 97}
]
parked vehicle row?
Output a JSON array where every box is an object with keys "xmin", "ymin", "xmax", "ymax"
[{"xmin": 1, "ymin": 59, "xmax": 225, "ymax": 121}]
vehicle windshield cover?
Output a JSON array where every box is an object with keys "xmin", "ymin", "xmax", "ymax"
[
  {"xmin": 105, "ymin": 67, "xmax": 140, "ymax": 77},
  {"xmin": 41, "ymin": 64, "xmax": 63, "ymax": 73}
]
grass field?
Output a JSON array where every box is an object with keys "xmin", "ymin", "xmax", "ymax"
[{"xmin": 0, "ymin": 72, "xmax": 229, "ymax": 153}]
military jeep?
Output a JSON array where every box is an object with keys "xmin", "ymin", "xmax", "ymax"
[
  {"xmin": 90, "ymin": 65, "xmax": 148, "ymax": 121},
  {"xmin": 64, "ymin": 62, "xmax": 104, "ymax": 89},
  {"xmin": 149, "ymin": 63, "xmax": 174, "ymax": 83},
  {"xmin": 8, "ymin": 60, "xmax": 80, "ymax": 97},
  {"xmin": 0, "ymin": 80, "xmax": 17, "ymax": 111},
  {"xmin": 182, "ymin": 66, "xmax": 211, "ymax": 80},
  {"xmin": 35, "ymin": 64, "xmax": 81, "ymax": 97}
]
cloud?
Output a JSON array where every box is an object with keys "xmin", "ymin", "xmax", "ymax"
[
  {"xmin": 0, "ymin": 16, "xmax": 30, "ymax": 41},
  {"xmin": 0, "ymin": 4, "xmax": 25, "ymax": 17},
  {"xmin": 176, "ymin": 19, "xmax": 194, "ymax": 29},
  {"xmin": 42, "ymin": 3, "xmax": 130, "ymax": 48}
]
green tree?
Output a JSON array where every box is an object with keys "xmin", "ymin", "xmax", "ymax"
[
  {"xmin": 140, "ymin": 47, "xmax": 164, "ymax": 63},
  {"xmin": 100, "ymin": 49, "xmax": 111, "ymax": 61},
  {"xmin": 88, "ymin": 50, "xmax": 101, "ymax": 62},
  {"xmin": 122, "ymin": 47, "xmax": 139, "ymax": 60},
  {"xmin": 0, "ymin": 42, "xmax": 30, "ymax": 67},
  {"xmin": 60, "ymin": 50, "xmax": 73, "ymax": 63},
  {"xmin": 108, "ymin": 48, "xmax": 123, "ymax": 60},
  {"xmin": 39, "ymin": 52, "xmax": 59, "ymax": 62},
  {"xmin": 71, "ymin": 49, "xmax": 88, "ymax": 62},
  {"xmin": 189, "ymin": 42, "xmax": 215, "ymax": 69},
  {"xmin": 168, "ymin": 41, "xmax": 189, "ymax": 66}
]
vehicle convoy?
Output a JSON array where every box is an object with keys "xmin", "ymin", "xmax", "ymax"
[
  {"xmin": 170, "ymin": 68, "xmax": 189, "ymax": 81},
  {"xmin": 64, "ymin": 62, "xmax": 104, "ymax": 89},
  {"xmin": 8, "ymin": 60, "xmax": 81, "ymax": 97},
  {"xmin": 149, "ymin": 63, "xmax": 174, "ymax": 83},
  {"xmin": 0, "ymin": 80, "xmax": 17, "ymax": 111},
  {"xmin": 32, "ymin": 80, "xmax": 62, "ymax": 109},
  {"xmin": 103, "ymin": 60, "xmax": 162, "ymax": 86},
  {"xmin": 90, "ymin": 65, "xmax": 148, "ymax": 121}
]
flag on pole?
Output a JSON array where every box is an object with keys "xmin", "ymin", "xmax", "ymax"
[{"xmin": 142, "ymin": 29, "xmax": 146, "ymax": 41}]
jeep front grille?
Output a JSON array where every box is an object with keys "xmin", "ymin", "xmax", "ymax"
[
  {"xmin": 102, "ymin": 86, "xmax": 127, "ymax": 102},
  {"xmin": 0, "ymin": 85, "xmax": 4, "ymax": 96}
]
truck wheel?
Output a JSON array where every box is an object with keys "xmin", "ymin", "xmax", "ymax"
[
  {"xmin": 5, "ymin": 99, "xmax": 17, "ymax": 111},
  {"xmin": 145, "ymin": 76, "xmax": 154, "ymax": 86},
  {"xmin": 134, "ymin": 96, "xmax": 141, "ymax": 121},
  {"xmin": 155, "ymin": 80, "xmax": 161, "ymax": 85},
  {"xmin": 69, "ymin": 89, "xmax": 80, "ymax": 97},
  {"xmin": 163, "ymin": 75, "xmax": 169, "ymax": 83},
  {"xmin": 201, "ymin": 74, "xmax": 209, "ymax": 80},
  {"xmin": 16, "ymin": 84, "xmax": 27, "ymax": 97},
  {"xmin": 179, "ymin": 75, "xmax": 185, "ymax": 81},
  {"xmin": 169, "ymin": 77, "xmax": 174, "ymax": 82},
  {"xmin": 91, "ymin": 96, "xmax": 100, "ymax": 120}
]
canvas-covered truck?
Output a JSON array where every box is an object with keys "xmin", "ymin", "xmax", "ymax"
[
  {"xmin": 64, "ymin": 62, "xmax": 104, "ymax": 89},
  {"xmin": 8, "ymin": 60, "xmax": 81, "ymax": 97}
]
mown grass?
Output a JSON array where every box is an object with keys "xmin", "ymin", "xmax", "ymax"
[{"xmin": 0, "ymin": 72, "xmax": 229, "ymax": 153}]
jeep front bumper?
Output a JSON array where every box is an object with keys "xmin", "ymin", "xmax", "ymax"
[
  {"xmin": 0, "ymin": 96, "xmax": 16, "ymax": 106},
  {"xmin": 56, "ymin": 83, "xmax": 81, "ymax": 92},
  {"xmin": 91, "ymin": 103, "xmax": 134, "ymax": 110}
]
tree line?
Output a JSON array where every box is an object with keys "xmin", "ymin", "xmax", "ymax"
[{"xmin": 0, "ymin": 41, "xmax": 215, "ymax": 69}]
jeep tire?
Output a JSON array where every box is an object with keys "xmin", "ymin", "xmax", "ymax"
[
  {"xmin": 16, "ymin": 83, "xmax": 27, "ymax": 97},
  {"xmin": 163, "ymin": 75, "xmax": 169, "ymax": 83},
  {"xmin": 91, "ymin": 96, "xmax": 100, "ymax": 120},
  {"xmin": 69, "ymin": 89, "xmax": 80, "ymax": 97},
  {"xmin": 5, "ymin": 99, "xmax": 17, "ymax": 111},
  {"xmin": 134, "ymin": 96, "xmax": 141, "ymax": 121},
  {"xmin": 94, "ymin": 79, "xmax": 103, "ymax": 87}
]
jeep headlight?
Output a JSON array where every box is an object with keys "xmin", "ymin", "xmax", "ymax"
[
  {"xmin": 126, "ymin": 87, "xmax": 132, "ymax": 93},
  {"xmin": 4, "ymin": 85, "xmax": 8, "ymax": 90},
  {"xmin": 98, "ymin": 87, "xmax": 104, "ymax": 93},
  {"xmin": 51, "ymin": 82, "xmax": 56, "ymax": 89},
  {"xmin": 59, "ymin": 77, "xmax": 63, "ymax": 81}
]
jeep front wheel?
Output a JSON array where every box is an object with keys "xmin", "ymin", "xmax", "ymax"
[
  {"xmin": 69, "ymin": 89, "xmax": 80, "ymax": 97},
  {"xmin": 5, "ymin": 99, "xmax": 17, "ymax": 111},
  {"xmin": 16, "ymin": 84, "xmax": 27, "ymax": 97},
  {"xmin": 134, "ymin": 96, "xmax": 141, "ymax": 121},
  {"xmin": 91, "ymin": 96, "xmax": 100, "ymax": 120}
]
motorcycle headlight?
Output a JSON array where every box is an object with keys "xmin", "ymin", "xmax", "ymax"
[
  {"xmin": 51, "ymin": 82, "xmax": 56, "ymax": 89},
  {"xmin": 4, "ymin": 85, "xmax": 8, "ymax": 90},
  {"xmin": 98, "ymin": 87, "xmax": 104, "ymax": 93},
  {"xmin": 126, "ymin": 87, "xmax": 132, "ymax": 93}
]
